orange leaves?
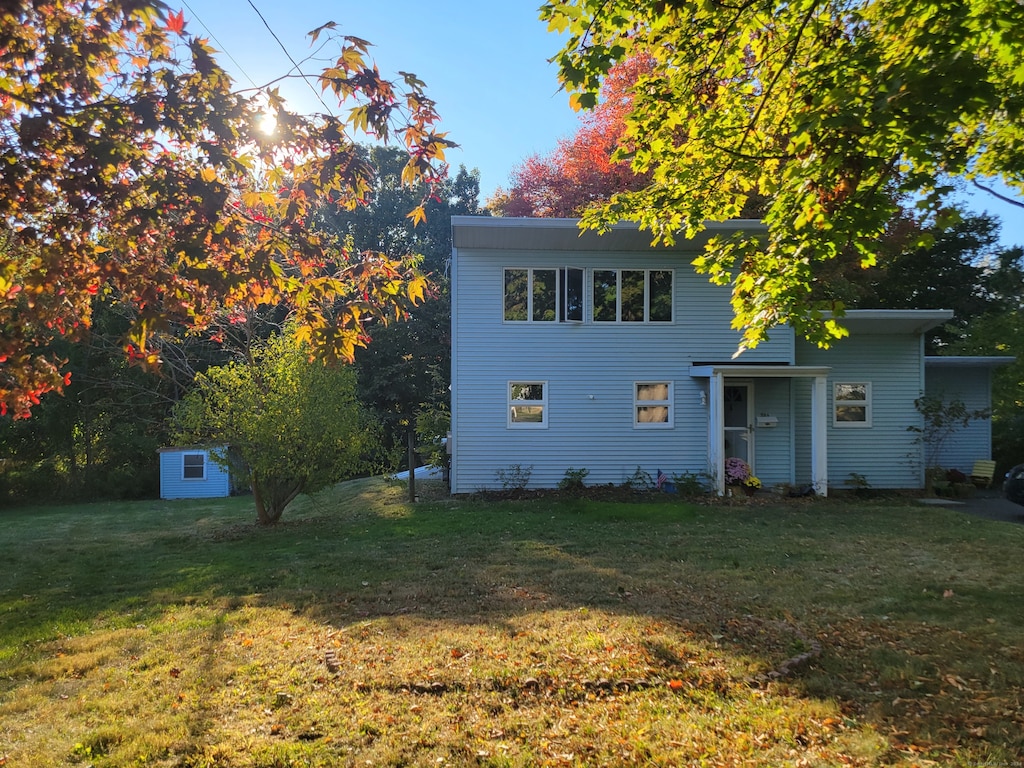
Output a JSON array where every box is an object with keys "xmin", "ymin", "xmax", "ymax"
[{"xmin": 1, "ymin": 3, "xmax": 449, "ymax": 418}]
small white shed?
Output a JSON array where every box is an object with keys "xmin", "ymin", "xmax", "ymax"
[{"xmin": 158, "ymin": 446, "xmax": 231, "ymax": 499}]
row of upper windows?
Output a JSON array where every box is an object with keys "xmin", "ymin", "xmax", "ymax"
[
  {"xmin": 507, "ymin": 381, "xmax": 873, "ymax": 429},
  {"xmin": 503, "ymin": 268, "xmax": 674, "ymax": 324}
]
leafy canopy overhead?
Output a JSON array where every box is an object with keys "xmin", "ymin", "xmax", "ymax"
[
  {"xmin": 541, "ymin": 0, "xmax": 1024, "ymax": 348},
  {"xmin": 0, "ymin": 0, "xmax": 453, "ymax": 417}
]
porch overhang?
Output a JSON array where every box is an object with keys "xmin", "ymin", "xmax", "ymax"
[
  {"xmin": 689, "ymin": 365, "xmax": 831, "ymax": 379},
  {"xmin": 689, "ymin": 365, "xmax": 831, "ymax": 498}
]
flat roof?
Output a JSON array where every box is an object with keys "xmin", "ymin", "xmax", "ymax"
[
  {"xmin": 838, "ymin": 309, "xmax": 954, "ymax": 335},
  {"xmin": 924, "ymin": 356, "xmax": 1015, "ymax": 368},
  {"xmin": 451, "ymin": 215, "xmax": 766, "ymax": 252}
]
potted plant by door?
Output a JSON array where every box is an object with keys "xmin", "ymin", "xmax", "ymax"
[
  {"xmin": 725, "ymin": 457, "xmax": 759, "ymax": 496},
  {"xmin": 742, "ymin": 475, "xmax": 762, "ymax": 497}
]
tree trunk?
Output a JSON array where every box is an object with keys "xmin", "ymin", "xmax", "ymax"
[{"xmin": 252, "ymin": 474, "xmax": 303, "ymax": 526}]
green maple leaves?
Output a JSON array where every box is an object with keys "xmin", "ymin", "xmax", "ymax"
[{"xmin": 542, "ymin": 0, "xmax": 1024, "ymax": 350}]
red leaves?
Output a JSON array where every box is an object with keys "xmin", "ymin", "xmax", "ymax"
[
  {"xmin": 495, "ymin": 55, "xmax": 654, "ymax": 218},
  {"xmin": 166, "ymin": 9, "xmax": 186, "ymax": 35}
]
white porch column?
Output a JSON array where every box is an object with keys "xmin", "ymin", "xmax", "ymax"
[
  {"xmin": 811, "ymin": 374, "xmax": 828, "ymax": 496},
  {"xmin": 709, "ymin": 372, "xmax": 726, "ymax": 495}
]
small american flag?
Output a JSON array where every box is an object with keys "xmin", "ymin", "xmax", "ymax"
[{"xmin": 656, "ymin": 469, "xmax": 667, "ymax": 489}]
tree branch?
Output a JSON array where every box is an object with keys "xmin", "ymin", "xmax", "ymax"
[{"xmin": 970, "ymin": 178, "xmax": 1024, "ymax": 210}]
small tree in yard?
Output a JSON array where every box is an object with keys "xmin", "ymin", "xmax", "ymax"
[{"xmin": 172, "ymin": 332, "xmax": 380, "ymax": 525}]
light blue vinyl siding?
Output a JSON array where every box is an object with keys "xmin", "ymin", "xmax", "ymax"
[
  {"xmin": 451, "ymin": 247, "xmax": 795, "ymax": 492},
  {"xmin": 750, "ymin": 378, "xmax": 793, "ymax": 486},
  {"xmin": 159, "ymin": 447, "xmax": 231, "ymax": 499},
  {"xmin": 795, "ymin": 335, "xmax": 925, "ymax": 489},
  {"xmin": 924, "ymin": 365, "xmax": 993, "ymax": 474}
]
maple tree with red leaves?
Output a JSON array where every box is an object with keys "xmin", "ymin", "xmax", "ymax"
[
  {"xmin": 0, "ymin": 1, "xmax": 453, "ymax": 418},
  {"xmin": 490, "ymin": 56, "xmax": 654, "ymax": 218}
]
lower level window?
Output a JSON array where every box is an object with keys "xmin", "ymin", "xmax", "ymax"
[
  {"xmin": 833, "ymin": 382, "xmax": 872, "ymax": 426},
  {"xmin": 509, "ymin": 381, "xmax": 547, "ymax": 427},
  {"xmin": 183, "ymin": 453, "xmax": 206, "ymax": 480},
  {"xmin": 635, "ymin": 382, "xmax": 673, "ymax": 427}
]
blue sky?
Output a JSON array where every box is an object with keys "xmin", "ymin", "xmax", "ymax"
[
  {"xmin": 179, "ymin": 0, "xmax": 1022, "ymax": 248},
  {"xmin": 179, "ymin": 0, "xmax": 580, "ymax": 203}
]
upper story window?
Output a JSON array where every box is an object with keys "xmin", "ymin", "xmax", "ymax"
[
  {"xmin": 833, "ymin": 382, "xmax": 872, "ymax": 427},
  {"xmin": 504, "ymin": 268, "xmax": 583, "ymax": 323},
  {"xmin": 593, "ymin": 269, "xmax": 673, "ymax": 322},
  {"xmin": 183, "ymin": 452, "xmax": 206, "ymax": 480}
]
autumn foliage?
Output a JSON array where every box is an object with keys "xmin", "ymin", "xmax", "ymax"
[
  {"xmin": 0, "ymin": 1, "xmax": 453, "ymax": 418},
  {"xmin": 491, "ymin": 56, "xmax": 653, "ymax": 218}
]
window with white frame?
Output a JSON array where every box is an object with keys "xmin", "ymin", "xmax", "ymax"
[
  {"xmin": 833, "ymin": 382, "xmax": 872, "ymax": 427},
  {"xmin": 504, "ymin": 268, "xmax": 584, "ymax": 322},
  {"xmin": 593, "ymin": 269, "xmax": 673, "ymax": 322},
  {"xmin": 634, "ymin": 382, "xmax": 673, "ymax": 427},
  {"xmin": 508, "ymin": 381, "xmax": 547, "ymax": 427},
  {"xmin": 182, "ymin": 452, "xmax": 206, "ymax": 480}
]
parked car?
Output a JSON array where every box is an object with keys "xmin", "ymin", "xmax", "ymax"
[{"xmin": 1005, "ymin": 464, "xmax": 1024, "ymax": 506}]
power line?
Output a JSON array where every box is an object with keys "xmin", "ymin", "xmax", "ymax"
[
  {"xmin": 179, "ymin": 0, "xmax": 260, "ymax": 91},
  {"xmin": 244, "ymin": 0, "xmax": 337, "ymax": 116}
]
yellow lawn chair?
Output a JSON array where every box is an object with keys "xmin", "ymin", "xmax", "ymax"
[{"xmin": 970, "ymin": 460, "xmax": 997, "ymax": 489}]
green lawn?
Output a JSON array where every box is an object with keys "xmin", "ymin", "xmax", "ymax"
[{"xmin": 2, "ymin": 480, "xmax": 1023, "ymax": 766}]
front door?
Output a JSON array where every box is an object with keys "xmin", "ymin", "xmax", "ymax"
[{"xmin": 723, "ymin": 383, "xmax": 754, "ymax": 469}]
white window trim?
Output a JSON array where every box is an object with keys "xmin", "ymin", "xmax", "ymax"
[
  {"xmin": 182, "ymin": 452, "xmax": 207, "ymax": 481},
  {"xmin": 833, "ymin": 381, "xmax": 873, "ymax": 428},
  {"xmin": 634, "ymin": 381, "xmax": 674, "ymax": 428},
  {"xmin": 563, "ymin": 266, "xmax": 584, "ymax": 323},
  {"xmin": 508, "ymin": 381, "xmax": 548, "ymax": 428},
  {"xmin": 592, "ymin": 269, "xmax": 674, "ymax": 323},
  {"xmin": 503, "ymin": 268, "xmax": 584, "ymax": 324}
]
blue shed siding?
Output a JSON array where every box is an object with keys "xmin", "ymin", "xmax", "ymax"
[
  {"xmin": 795, "ymin": 335, "xmax": 925, "ymax": 489},
  {"xmin": 159, "ymin": 448, "xmax": 231, "ymax": 499},
  {"xmin": 450, "ymin": 247, "xmax": 795, "ymax": 493},
  {"xmin": 924, "ymin": 366, "xmax": 993, "ymax": 474}
]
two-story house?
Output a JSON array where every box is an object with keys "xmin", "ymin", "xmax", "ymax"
[{"xmin": 449, "ymin": 216, "xmax": 1005, "ymax": 496}]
